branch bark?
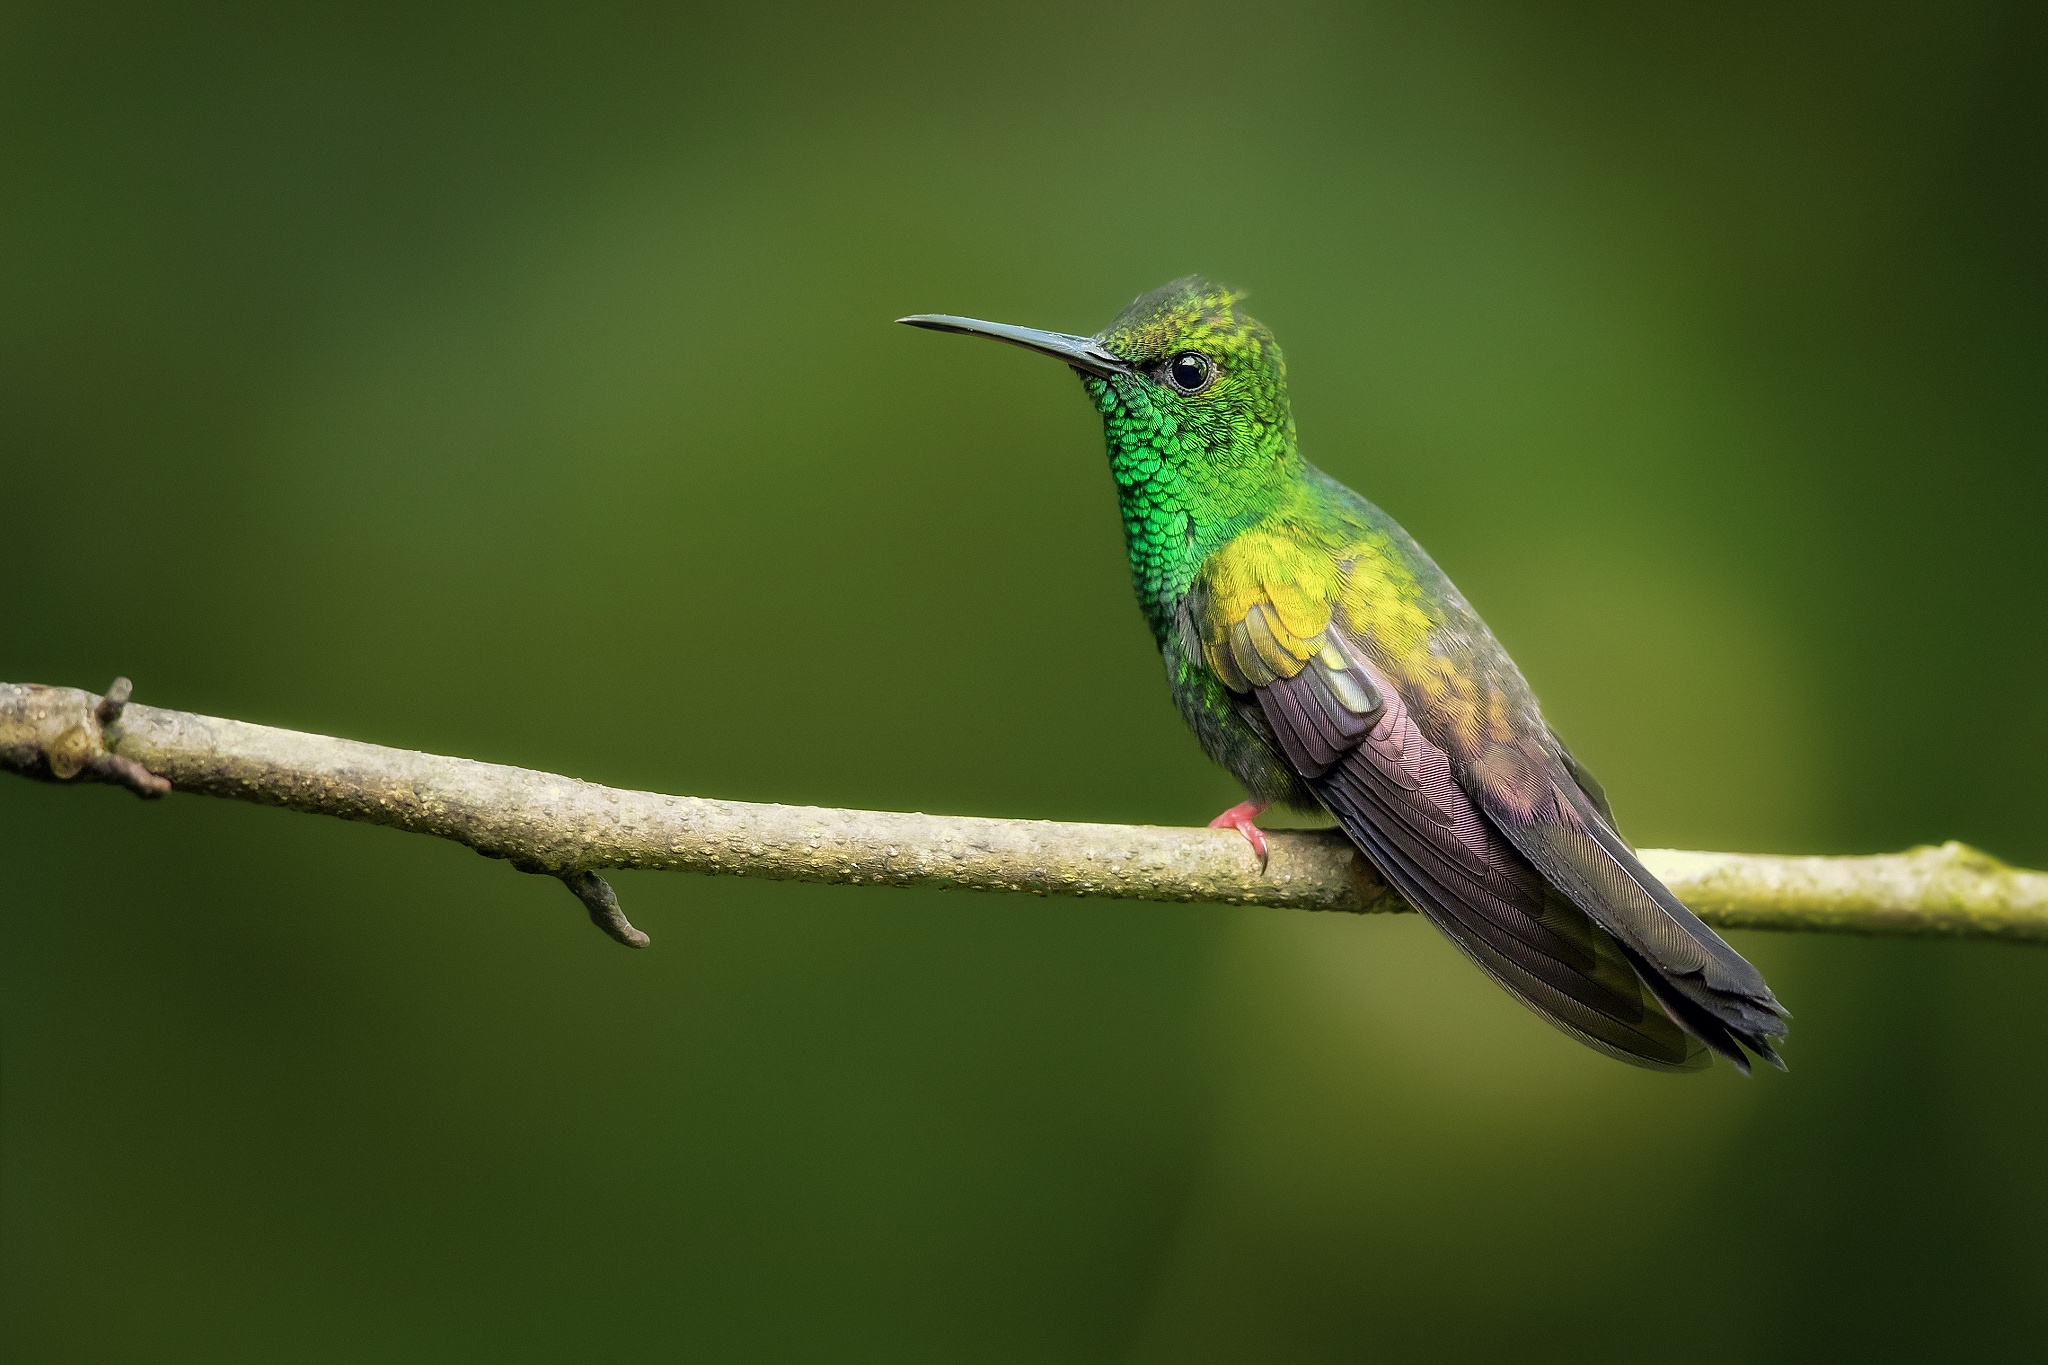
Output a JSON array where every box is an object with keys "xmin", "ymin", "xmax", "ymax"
[{"xmin": 6, "ymin": 678, "xmax": 2046, "ymax": 946}]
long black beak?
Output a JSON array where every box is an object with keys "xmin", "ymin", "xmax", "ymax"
[{"xmin": 897, "ymin": 314, "xmax": 1134, "ymax": 378}]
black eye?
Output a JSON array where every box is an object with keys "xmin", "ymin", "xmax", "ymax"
[{"xmin": 1166, "ymin": 352, "xmax": 1213, "ymax": 394}]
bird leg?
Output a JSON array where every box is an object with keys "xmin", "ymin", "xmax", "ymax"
[{"xmin": 1208, "ymin": 799, "xmax": 1270, "ymax": 871}]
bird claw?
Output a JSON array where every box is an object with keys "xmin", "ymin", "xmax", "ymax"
[{"xmin": 1208, "ymin": 800, "xmax": 1270, "ymax": 872}]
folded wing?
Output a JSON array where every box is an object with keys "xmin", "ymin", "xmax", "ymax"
[
  {"xmin": 1253, "ymin": 637, "xmax": 1710, "ymax": 1071},
  {"xmin": 1189, "ymin": 519, "xmax": 1788, "ymax": 1072}
]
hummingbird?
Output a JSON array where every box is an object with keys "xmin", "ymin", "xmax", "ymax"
[{"xmin": 901, "ymin": 277, "xmax": 1787, "ymax": 1072}]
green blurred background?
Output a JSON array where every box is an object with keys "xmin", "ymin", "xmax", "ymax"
[{"xmin": 3, "ymin": 2, "xmax": 2044, "ymax": 1360}]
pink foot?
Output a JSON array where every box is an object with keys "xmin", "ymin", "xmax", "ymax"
[{"xmin": 1209, "ymin": 800, "xmax": 1271, "ymax": 872}]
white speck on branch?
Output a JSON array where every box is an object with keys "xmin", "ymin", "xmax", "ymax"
[{"xmin": 5, "ymin": 679, "xmax": 2045, "ymax": 946}]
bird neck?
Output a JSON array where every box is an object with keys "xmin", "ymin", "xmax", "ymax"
[{"xmin": 1083, "ymin": 375, "xmax": 1303, "ymax": 638}]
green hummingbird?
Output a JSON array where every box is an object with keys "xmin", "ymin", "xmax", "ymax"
[{"xmin": 901, "ymin": 277, "xmax": 1787, "ymax": 1072}]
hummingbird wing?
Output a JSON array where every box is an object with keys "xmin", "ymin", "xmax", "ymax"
[
  {"xmin": 1329, "ymin": 505, "xmax": 1789, "ymax": 1073},
  {"xmin": 1519, "ymin": 715, "xmax": 1782, "ymax": 1065},
  {"xmin": 1194, "ymin": 511, "xmax": 1787, "ymax": 1072},
  {"xmin": 1191, "ymin": 538, "xmax": 1709, "ymax": 1071},
  {"xmin": 1451, "ymin": 728, "xmax": 1788, "ymax": 1072},
  {"xmin": 1549, "ymin": 730, "xmax": 1616, "ymax": 826},
  {"xmin": 1526, "ymin": 726, "xmax": 1781, "ymax": 1061}
]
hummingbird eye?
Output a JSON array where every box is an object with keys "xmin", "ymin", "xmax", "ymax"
[{"xmin": 1165, "ymin": 351, "xmax": 1215, "ymax": 394}]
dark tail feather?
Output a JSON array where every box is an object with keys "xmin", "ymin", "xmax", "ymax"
[
  {"xmin": 1313, "ymin": 755, "xmax": 1708, "ymax": 1072},
  {"xmin": 1488, "ymin": 782, "xmax": 1789, "ymax": 1071}
]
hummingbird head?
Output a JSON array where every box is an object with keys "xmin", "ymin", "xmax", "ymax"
[{"xmin": 898, "ymin": 276, "xmax": 1297, "ymax": 496}]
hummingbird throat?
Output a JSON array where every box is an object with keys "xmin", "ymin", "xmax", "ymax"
[{"xmin": 1082, "ymin": 373, "xmax": 1294, "ymax": 639}]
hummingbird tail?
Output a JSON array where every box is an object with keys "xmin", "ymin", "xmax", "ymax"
[
  {"xmin": 1493, "ymin": 796, "xmax": 1790, "ymax": 1073},
  {"xmin": 1258, "ymin": 669, "xmax": 1711, "ymax": 1071}
]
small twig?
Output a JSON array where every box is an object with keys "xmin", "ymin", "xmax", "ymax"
[
  {"xmin": 94, "ymin": 751, "xmax": 174, "ymax": 798},
  {"xmin": 4, "ymin": 678, "xmax": 2047, "ymax": 947},
  {"xmin": 95, "ymin": 676, "xmax": 133, "ymax": 727},
  {"xmin": 13, "ymin": 677, "xmax": 172, "ymax": 799},
  {"xmin": 556, "ymin": 870, "xmax": 650, "ymax": 948}
]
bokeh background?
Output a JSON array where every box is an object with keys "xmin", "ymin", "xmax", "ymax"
[{"xmin": 4, "ymin": 3, "xmax": 2044, "ymax": 1360}]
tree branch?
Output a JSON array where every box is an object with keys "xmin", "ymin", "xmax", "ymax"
[{"xmin": 6, "ymin": 678, "xmax": 2045, "ymax": 946}]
